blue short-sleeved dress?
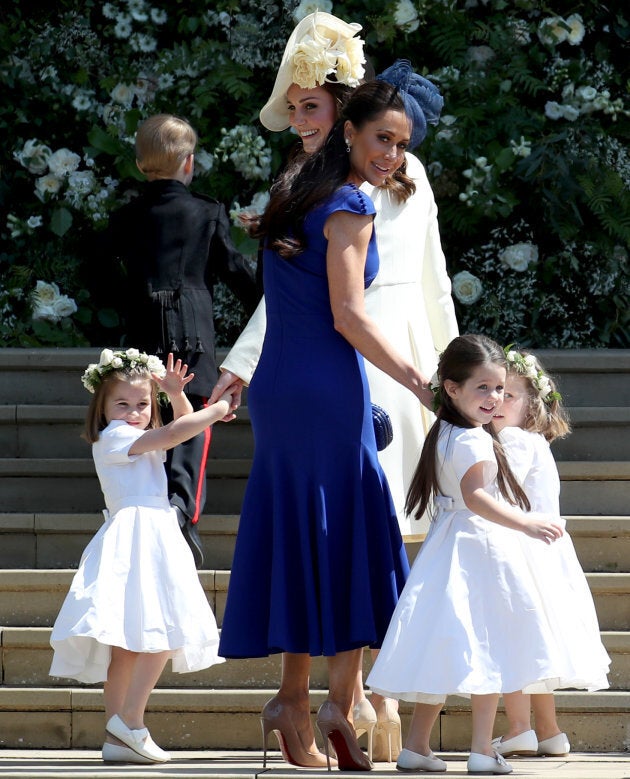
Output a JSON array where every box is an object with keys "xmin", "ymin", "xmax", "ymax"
[{"xmin": 219, "ymin": 184, "xmax": 410, "ymax": 658}]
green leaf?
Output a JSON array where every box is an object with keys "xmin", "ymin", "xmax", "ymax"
[{"xmin": 50, "ymin": 208, "xmax": 73, "ymax": 237}]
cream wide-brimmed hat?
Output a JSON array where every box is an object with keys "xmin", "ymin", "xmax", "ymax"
[{"xmin": 259, "ymin": 11, "xmax": 366, "ymax": 132}]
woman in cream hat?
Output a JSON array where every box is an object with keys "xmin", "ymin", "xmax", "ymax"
[{"xmin": 212, "ymin": 12, "xmax": 458, "ymax": 768}]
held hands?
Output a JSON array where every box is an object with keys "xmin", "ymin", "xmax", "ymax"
[
  {"xmin": 214, "ymin": 385, "xmax": 242, "ymax": 423},
  {"xmin": 523, "ymin": 513, "xmax": 564, "ymax": 544},
  {"xmin": 153, "ymin": 353, "xmax": 194, "ymax": 398},
  {"xmin": 209, "ymin": 370, "xmax": 245, "ymax": 409}
]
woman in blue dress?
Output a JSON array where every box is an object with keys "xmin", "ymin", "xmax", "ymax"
[{"xmin": 219, "ymin": 62, "xmax": 436, "ymax": 771}]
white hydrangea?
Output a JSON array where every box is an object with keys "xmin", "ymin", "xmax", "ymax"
[{"xmin": 216, "ymin": 126, "xmax": 272, "ymax": 181}]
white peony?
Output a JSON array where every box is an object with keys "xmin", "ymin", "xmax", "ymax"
[{"xmin": 452, "ymin": 271, "xmax": 483, "ymax": 305}]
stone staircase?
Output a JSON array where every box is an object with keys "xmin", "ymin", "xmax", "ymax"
[{"xmin": 0, "ymin": 348, "xmax": 629, "ymax": 753}]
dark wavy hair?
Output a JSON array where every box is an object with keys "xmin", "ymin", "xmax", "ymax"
[
  {"xmin": 248, "ymin": 79, "xmax": 416, "ymax": 258},
  {"xmin": 405, "ymin": 334, "xmax": 531, "ymax": 521}
]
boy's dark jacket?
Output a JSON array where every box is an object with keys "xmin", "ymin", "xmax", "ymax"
[{"xmin": 105, "ymin": 179, "xmax": 260, "ymax": 395}]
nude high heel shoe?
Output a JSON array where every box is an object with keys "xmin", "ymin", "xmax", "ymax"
[
  {"xmin": 317, "ymin": 699, "xmax": 373, "ymax": 771},
  {"xmin": 372, "ymin": 698, "xmax": 402, "ymax": 763},
  {"xmin": 353, "ymin": 698, "xmax": 377, "ymax": 761},
  {"xmin": 260, "ymin": 696, "xmax": 333, "ymax": 769}
]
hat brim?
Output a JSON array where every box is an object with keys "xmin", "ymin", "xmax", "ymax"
[{"xmin": 259, "ymin": 12, "xmax": 362, "ymax": 132}]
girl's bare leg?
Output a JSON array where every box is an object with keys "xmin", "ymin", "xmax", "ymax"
[
  {"xmin": 500, "ymin": 690, "xmax": 532, "ymax": 740},
  {"xmin": 403, "ymin": 702, "xmax": 442, "ymax": 756},
  {"xmin": 532, "ymin": 693, "xmax": 562, "ymax": 742},
  {"xmin": 470, "ymin": 693, "xmax": 500, "ymax": 756},
  {"xmin": 118, "ymin": 650, "xmax": 171, "ymax": 729}
]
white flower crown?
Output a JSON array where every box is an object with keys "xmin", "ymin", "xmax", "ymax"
[
  {"xmin": 81, "ymin": 348, "xmax": 166, "ymax": 394},
  {"xmin": 504, "ymin": 347, "xmax": 561, "ymax": 404}
]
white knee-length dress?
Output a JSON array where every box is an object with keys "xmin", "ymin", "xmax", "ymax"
[
  {"xmin": 49, "ymin": 419, "xmax": 224, "ymax": 683},
  {"xmin": 366, "ymin": 422, "xmax": 609, "ymax": 703}
]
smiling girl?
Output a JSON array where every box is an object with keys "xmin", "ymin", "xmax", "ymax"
[{"xmin": 366, "ymin": 334, "xmax": 571, "ymax": 775}]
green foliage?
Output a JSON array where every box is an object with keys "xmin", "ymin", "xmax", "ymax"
[{"xmin": 0, "ymin": 0, "xmax": 628, "ymax": 348}]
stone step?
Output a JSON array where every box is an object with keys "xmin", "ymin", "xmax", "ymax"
[
  {"xmin": 0, "ymin": 686, "xmax": 627, "ymax": 751},
  {"xmin": 1, "ymin": 514, "xmax": 629, "ymax": 573},
  {"xmin": 2, "ymin": 626, "xmax": 628, "ymax": 691},
  {"xmin": 2, "ymin": 349, "xmax": 630, "ymax": 407},
  {"xmin": 3, "ymin": 403, "xmax": 629, "ymax": 461},
  {"xmin": 1, "ymin": 569, "xmax": 629, "ymax": 632},
  {"xmin": 0, "ymin": 458, "xmax": 249, "ymax": 514},
  {"xmin": 0, "ymin": 405, "xmax": 254, "ymax": 460},
  {"xmin": 0, "ymin": 459, "xmax": 628, "ymax": 515}
]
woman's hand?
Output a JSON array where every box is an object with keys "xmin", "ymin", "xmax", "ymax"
[
  {"xmin": 209, "ymin": 370, "xmax": 244, "ymax": 408},
  {"xmin": 154, "ymin": 353, "xmax": 194, "ymax": 398}
]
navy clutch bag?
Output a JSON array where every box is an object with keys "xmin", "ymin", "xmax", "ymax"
[{"xmin": 372, "ymin": 403, "xmax": 393, "ymax": 451}]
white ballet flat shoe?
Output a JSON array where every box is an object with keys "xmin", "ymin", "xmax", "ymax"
[
  {"xmin": 491, "ymin": 729, "xmax": 538, "ymax": 756},
  {"xmin": 396, "ymin": 747, "xmax": 447, "ymax": 772},
  {"xmin": 537, "ymin": 732, "xmax": 570, "ymax": 756},
  {"xmin": 105, "ymin": 714, "xmax": 170, "ymax": 762},
  {"xmin": 102, "ymin": 742, "xmax": 155, "ymax": 764},
  {"xmin": 467, "ymin": 751, "xmax": 513, "ymax": 774}
]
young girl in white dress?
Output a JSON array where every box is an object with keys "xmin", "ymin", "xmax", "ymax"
[
  {"xmin": 49, "ymin": 349, "xmax": 238, "ymax": 764},
  {"xmin": 366, "ymin": 334, "xmax": 568, "ymax": 775},
  {"xmin": 490, "ymin": 348, "xmax": 609, "ymax": 759}
]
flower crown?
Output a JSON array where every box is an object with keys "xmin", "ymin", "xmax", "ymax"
[
  {"xmin": 504, "ymin": 346, "xmax": 561, "ymax": 404},
  {"xmin": 290, "ymin": 18, "xmax": 365, "ymax": 90},
  {"xmin": 82, "ymin": 348, "xmax": 166, "ymax": 394}
]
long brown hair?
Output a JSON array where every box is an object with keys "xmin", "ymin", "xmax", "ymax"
[
  {"xmin": 405, "ymin": 334, "xmax": 530, "ymax": 521},
  {"xmin": 83, "ymin": 370, "xmax": 162, "ymax": 444},
  {"xmin": 248, "ymin": 80, "xmax": 416, "ymax": 258}
]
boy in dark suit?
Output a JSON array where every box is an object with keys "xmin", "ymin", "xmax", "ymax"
[{"xmin": 106, "ymin": 114, "xmax": 260, "ymax": 567}]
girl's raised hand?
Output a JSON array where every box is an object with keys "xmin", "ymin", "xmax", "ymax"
[{"xmin": 153, "ymin": 353, "xmax": 195, "ymax": 398}]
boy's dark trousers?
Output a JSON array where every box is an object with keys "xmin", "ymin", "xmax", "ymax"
[{"xmin": 162, "ymin": 394, "xmax": 210, "ymax": 568}]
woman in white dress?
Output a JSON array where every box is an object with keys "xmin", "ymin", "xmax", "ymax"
[
  {"xmin": 366, "ymin": 334, "xmax": 579, "ymax": 775},
  {"xmin": 210, "ymin": 11, "xmax": 458, "ymax": 762},
  {"xmin": 49, "ymin": 350, "xmax": 237, "ymax": 764}
]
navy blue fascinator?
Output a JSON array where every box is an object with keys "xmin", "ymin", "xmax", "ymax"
[{"xmin": 376, "ymin": 59, "xmax": 443, "ymax": 149}]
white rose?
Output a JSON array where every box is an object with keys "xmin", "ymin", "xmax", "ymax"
[
  {"xmin": 125, "ymin": 348, "xmax": 140, "ymax": 360},
  {"xmin": 110, "ymin": 82, "xmax": 135, "ymax": 106},
  {"xmin": 111, "ymin": 356, "xmax": 124, "ymax": 369},
  {"xmin": 47, "ymin": 148, "xmax": 81, "ymax": 178},
  {"xmin": 52, "ymin": 295, "xmax": 77, "ymax": 319},
  {"xmin": 35, "ymin": 174, "xmax": 62, "ymax": 201},
  {"xmin": 566, "ymin": 13, "xmax": 585, "ymax": 45},
  {"xmin": 394, "ymin": 0, "xmax": 420, "ymax": 33},
  {"xmin": 33, "ymin": 280, "xmax": 60, "ymax": 305},
  {"xmin": 537, "ymin": 17, "xmax": 568, "ymax": 46},
  {"xmin": 32, "ymin": 303, "xmax": 59, "ymax": 322},
  {"xmin": 576, "ymin": 85, "xmax": 597, "ymax": 101},
  {"xmin": 99, "ymin": 348, "xmax": 115, "ymax": 367},
  {"xmin": 524, "ymin": 355, "xmax": 537, "ymax": 367},
  {"xmin": 18, "ymin": 139, "xmax": 52, "ymax": 174},
  {"xmin": 147, "ymin": 355, "xmax": 166, "ymax": 376},
  {"xmin": 544, "ymin": 101, "xmax": 563, "ymax": 120},
  {"xmin": 452, "ymin": 270, "xmax": 483, "ymax": 305},
  {"xmin": 334, "ymin": 37, "xmax": 365, "ymax": 87},
  {"xmin": 499, "ymin": 242, "xmax": 539, "ymax": 272},
  {"xmin": 292, "ymin": 0, "xmax": 333, "ymax": 23},
  {"xmin": 506, "ymin": 351, "xmax": 517, "ymax": 363}
]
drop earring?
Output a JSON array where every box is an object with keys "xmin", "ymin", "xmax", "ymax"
[{"xmin": 345, "ymin": 138, "xmax": 351, "ymax": 153}]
